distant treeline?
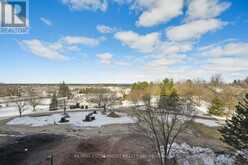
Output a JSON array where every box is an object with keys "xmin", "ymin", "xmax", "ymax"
[
  {"xmin": 127, "ymin": 75, "xmax": 248, "ymax": 117},
  {"xmin": 0, "ymin": 83, "xmax": 131, "ymax": 87},
  {"xmin": 78, "ymin": 88, "xmax": 111, "ymax": 94}
]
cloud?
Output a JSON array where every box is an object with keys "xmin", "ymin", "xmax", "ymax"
[
  {"xmin": 114, "ymin": 31, "xmax": 160, "ymax": 53},
  {"xmin": 199, "ymin": 42, "xmax": 248, "ymax": 58},
  {"xmin": 157, "ymin": 42, "xmax": 193, "ymax": 55},
  {"xmin": 62, "ymin": 0, "xmax": 107, "ymax": 11},
  {"xmin": 21, "ymin": 39, "xmax": 65, "ymax": 60},
  {"xmin": 115, "ymin": 30, "xmax": 193, "ymax": 56},
  {"xmin": 186, "ymin": 0, "xmax": 231, "ymax": 21},
  {"xmin": 114, "ymin": 0, "xmax": 133, "ymax": 5},
  {"xmin": 96, "ymin": 24, "xmax": 116, "ymax": 33},
  {"xmin": 204, "ymin": 57, "xmax": 248, "ymax": 72},
  {"xmin": 40, "ymin": 17, "xmax": 52, "ymax": 26},
  {"xmin": 62, "ymin": 36, "xmax": 102, "ymax": 47},
  {"xmin": 134, "ymin": 0, "xmax": 184, "ymax": 27},
  {"xmin": 166, "ymin": 19, "xmax": 226, "ymax": 41},
  {"xmin": 131, "ymin": 0, "xmax": 157, "ymax": 9},
  {"xmin": 96, "ymin": 52, "xmax": 112, "ymax": 64},
  {"xmin": 146, "ymin": 55, "xmax": 186, "ymax": 68},
  {"xmin": 190, "ymin": 41, "xmax": 248, "ymax": 79},
  {"xmin": 114, "ymin": 30, "xmax": 194, "ymax": 75},
  {"xmin": 115, "ymin": 39, "xmax": 248, "ymax": 82},
  {"xmin": 21, "ymin": 35, "xmax": 103, "ymax": 60}
]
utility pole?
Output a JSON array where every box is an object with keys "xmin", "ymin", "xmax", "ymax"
[
  {"xmin": 63, "ymin": 99, "xmax": 66, "ymax": 115},
  {"xmin": 47, "ymin": 154, "xmax": 54, "ymax": 165}
]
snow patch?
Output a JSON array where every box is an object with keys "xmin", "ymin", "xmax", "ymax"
[
  {"xmin": 7, "ymin": 112, "xmax": 136, "ymax": 128},
  {"xmin": 214, "ymin": 88, "xmax": 223, "ymax": 93},
  {"xmin": 194, "ymin": 118, "xmax": 220, "ymax": 127},
  {"xmin": 0, "ymin": 105, "xmax": 49, "ymax": 118},
  {"xmin": 194, "ymin": 101, "xmax": 210, "ymax": 115},
  {"xmin": 162, "ymin": 143, "xmax": 235, "ymax": 165}
]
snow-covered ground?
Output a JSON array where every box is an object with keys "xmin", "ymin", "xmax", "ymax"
[
  {"xmin": 7, "ymin": 111, "xmax": 136, "ymax": 128},
  {"xmin": 162, "ymin": 143, "xmax": 235, "ymax": 165},
  {"xmin": 194, "ymin": 100, "xmax": 210, "ymax": 115},
  {"xmin": 193, "ymin": 118, "xmax": 221, "ymax": 127},
  {"xmin": 0, "ymin": 98, "xmax": 51, "ymax": 118},
  {"xmin": 0, "ymin": 105, "xmax": 49, "ymax": 118},
  {"xmin": 6, "ymin": 110, "xmax": 221, "ymax": 128},
  {"xmin": 0, "ymin": 97, "xmax": 224, "ymax": 128},
  {"xmin": 214, "ymin": 87, "xmax": 223, "ymax": 93}
]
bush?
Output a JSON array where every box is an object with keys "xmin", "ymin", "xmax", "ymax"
[
  {"xmin": 49, "ymin": 93, "xmax": 58, "ymax": 111},
  {"xmin": 70, "ymin": 105, "xmax": 77, "ymax": 109},
  {"xmin": 208, "ymin": 97, "xmax": 225, "ymax": 116},
  {"xmin": 107, "ymin": 111, "xmax": 120, "ymax": 118}
]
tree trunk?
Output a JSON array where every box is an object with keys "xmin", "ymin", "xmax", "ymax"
[
  {"xmin": 103, "ymin": 104, "xmax": 107, "ymax": 113},
  {"xmin": 19, "ymin": 110, "xmax": 22, "ymax": 117},
  {"xmin": 63, "ymin": 100, "xmax": 66, "ymax": 115}
]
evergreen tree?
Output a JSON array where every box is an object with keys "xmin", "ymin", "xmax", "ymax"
[
  {"xmin": 158, "ymin": 79, "xmax": 180, "ymax": 111},
  {"xmin": 208, "ymin": 97, "xmax": 225, "ymax": 116},
  {"xmin": 49, "ymin": 93, "xmax": 58, "ymax": 111},
  {"xmin": 58, "ymin": 82, "xmax": 71, "ymax": 114},
  {"xmin": 159, "ymin": 78, "xmax": 176, "ymax": 96},
  {"xmin": 219, "ymin": 93, "xmax": 248, "ymax": 150},
  {"xmin": 58, "ymin": 81, "xmax": 70, "ymax": 98}
]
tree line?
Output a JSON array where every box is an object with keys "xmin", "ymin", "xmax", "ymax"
[{"xmin": 128, "ymin": 75, "xmax": 248, "ymax": 117}]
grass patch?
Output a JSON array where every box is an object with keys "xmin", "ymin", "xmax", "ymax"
[{"xmin": 188, "ymin": 121, "xmax": 222, "ymax": 140}]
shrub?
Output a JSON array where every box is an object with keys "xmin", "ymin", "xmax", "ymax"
[
  {"xmin": 49, "ymin": 93, "xmax": 58, "ymax": 111},
  {"xmin": 107, "ymin": 111, "xmax": 120, "ymax": 118},
  {"xmin": 208, "ymin": 97, "xmax": 225, "ymax": 116}
]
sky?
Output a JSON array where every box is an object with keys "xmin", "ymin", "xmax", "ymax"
[{"xmin": 0, "ymin": 0, "xmax": 248, "ymax": 83}]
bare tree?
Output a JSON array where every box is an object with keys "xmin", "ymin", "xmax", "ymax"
[
  {"xmin": 88, "ymin": 93, "xmax": 104, "ymax": 108},
  {"xmin": 210, "ymin": 74, "xmax": 223, "ymax": 87},
  {"xmin": 134, "ymin": 94, "xmax": 194, "ymax": 165},
  {"xmin": 91, "ymin": 91, "xmax": 118, "ymax": 111},
  {"xmin": 101, "ymin": 93, "xmax": 118, "ymax": 112},
  {"xmin": 58, "ymin": 82, "xmax": 71, "ymax": 115},
  {"xmin": 29, "ymin": 98, "xmax": 40, "ymax": 112},
  {"xmin": 27, "ymin": 87, "xmax": 40, "ymax": 112},
  {"xmin": 16, "ymin": 99, "xmax": 27, "ymax": 117},
  {"xmin": 222, "ymin": 88, "xmax": 237, "ymax": 118},
  {"xmin": 9, "ymin": 86, "xmax": 27, "ymax": 117},
  {"xmin": 96, "ymin": 93, "xmax": 105, "ymax": 108},
  {"xmin": 7, "ymin": 85, "xmax": 22, "ymax": 97}
]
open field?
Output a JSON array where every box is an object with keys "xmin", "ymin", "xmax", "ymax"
[
  {"xmin": 0, "ymin": 82, "xmax": 246, "ymax": 165},
  {"xmin": 0, "ymin": 109, "xmax": 239, "ymax": 165}
]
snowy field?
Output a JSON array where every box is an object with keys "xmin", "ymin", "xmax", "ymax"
[
  {"xmin": 0, "ymin": 105, "xmax": 49, "ymax": 118},
  {"xmin": 7, "ymin": 112, "xmax": 136, "ymax": 128},
  {"xmin": 0, "ymin": 98, "xmax": 223, "ymax": 127},
  {"xmin": 0, "ymin": 98, "xmax": 50, "ymax": 118},
  {"xmin": 6, "ymin": 110, "xmax": 221, "ymax": 128}
]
